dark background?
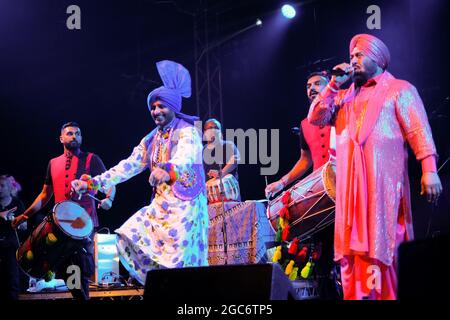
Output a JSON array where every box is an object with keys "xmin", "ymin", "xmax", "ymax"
[{"xmin": 1, "ymin": 0, "xmax": 449, "ymax": 238}]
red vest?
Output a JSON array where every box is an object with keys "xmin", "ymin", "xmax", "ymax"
[
  {"xmin": 50, "ymin": 152, "xmax": 98, "ymax": 227},
  {"xmin": 300, "ymin": 118, "xmax": 331, "ymax": 170}
]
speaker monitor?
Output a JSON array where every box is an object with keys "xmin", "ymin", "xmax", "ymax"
[
  {"xmin": 144, "ymin": 263, "xmax": 296, "ymax": 301},
  {"xmin": 93, "ymin": 234, "xmax": 120, "ymax": 285}
]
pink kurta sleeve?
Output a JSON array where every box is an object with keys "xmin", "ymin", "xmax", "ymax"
[
  {"xmin": 394, "ymin": 81, "xmax": 438, "ymax": 162},
  {"xmin": 421, "ymin": 155, "xmax": 437, "ymax": 173},
  {"xmin": 308, "ymin": 80, "xmax": 343, "ymax": 126}
]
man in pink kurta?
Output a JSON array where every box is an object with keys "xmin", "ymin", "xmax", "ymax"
[{"xmin": 308, "ymin": 34, "xmax": 443, "ymax": 300}]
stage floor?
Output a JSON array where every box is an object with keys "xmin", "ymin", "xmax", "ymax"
[{"xmin": 18, "ymin": 286, "xmax": 144, "ymax": 300}]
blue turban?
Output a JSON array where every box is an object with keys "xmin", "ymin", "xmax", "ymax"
[{"xmin": 147, "ymin": 60, "xmax": 199, "ymax": 124}]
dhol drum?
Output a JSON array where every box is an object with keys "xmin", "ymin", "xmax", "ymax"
[
  {"xmin": 17, "ymin": 200, "xmax": 93, "ymax": 279},
  {"xmin": 267, "ymin": 161, "xmax": 336, "ymax": 241},
  {"xmin": 206, "ymin": 174, "xmax": 240, "ymax": 204}
]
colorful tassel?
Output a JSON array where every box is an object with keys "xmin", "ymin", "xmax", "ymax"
[
  {"xmin": 289, "ymin": 267, "xmax": 299, "ymax": 281},
  {"xmin": 25, "ymin": 250, "xmax": 34, "ymax": 261},
  {"xmin": 279, "ymin": 217, "xmax": 289, "ymax": 229},
  {"xmin": 80, "ymin": 174, "xmax": 91, "ymax": 181},
  {"xmin": 80, "ymin": 174, "xmax": 100, "ymax": 191},
  {"xmin": 275, "ymin": 226, "xmax": 282, "ymax": 242},
  {"xmin": 44, "ymin": 271, "xmax": 55, "ymax": 282},
  {"xmin": 295, "ymin": 246, "xmax": 309, "ymax": 264},
  {"xmin": 169, "ymin": 170, "xmax": 179, "ymax": 183},
  {"xmin": 285, "ymin": 260, "xmax": 295, "ymax": 275},
  {"xmin": 288, "ymin": 238, "xmax": 299, "ymax": 255},
  {"xmin": 311, "ymin": 243, "xmax": 322, "ymax": 261},
  {"xmin": 312, "ymin": 251, "xmax": 320, "ymax": 261},
  {"xmin": 272, "ymin": 246, "xmax": 282, "ymax": 263},
  {"xmin": 45, "ymin": 233, "xmax": 58, "ymax": 245},
  {"xmin": 157, "ymin": 162, "xmax": 179, "ymax": 183},
  {"xmin": 281, "ymin": 191, "xmax": 291, "ymax": 205},
  {"xmin": 281, "ymin": 225, "xmax": 290, "ymax": 241},
  {"xmin": 300, "ymin": 261, "xmax": 314, "ymax": 279},
  {"xmin": 279, "ymin": 207, "xmax": 290, "ymax": 220}
]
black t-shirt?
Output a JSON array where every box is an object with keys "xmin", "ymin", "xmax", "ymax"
[
  {"xmin": 298, "ymin": 125, "xmax": 310, "ymax": 151},
  {"xmin": 0, "ymin": 197, "xmax": 25, "ymax": 247},
  {"xmin": 203, "ymin": 140, "xmax": 240, "ymax": 181}
]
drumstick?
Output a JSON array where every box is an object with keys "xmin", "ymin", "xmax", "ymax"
[
  {"xmin": 264, "ymin": 176, "xmax": 272, "ymax": 200},
  {"xmin": 70, "ymin": 190, "xmax": 102, "ymax": 203},
  {"xmin": 86, "ymin": 193, "xmax": 102, "ymax": 203},
  {"xmin": 69, "ymin": 189, "xmax": 83, "ymax": 201}
]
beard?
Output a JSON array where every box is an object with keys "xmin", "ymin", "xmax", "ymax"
[
  {"xmin": 352, "ymin": 61, "xmax": 379, "ymax": 87},
  {"xmin": 153, "ymin": 114, "xmax": 166, "ymax": 126},
  {"xmin": 352, "ymin": 71, "xmax": 370, "ymax": 87},
  {"xmin": 64, "ymin": 140, "xmax": 80, "ymax": 150},
  {"xmin": 153, "ymin": 112, "xmax": 174, "ymax": 128},
  {"xmin": 308, "ymin": 92, "xmax": 318, "ymax": 103}
]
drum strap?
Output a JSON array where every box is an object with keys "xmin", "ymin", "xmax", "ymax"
[{"xmin": 75, "ymin": 152, "xmax": 93, "ymax": 179}]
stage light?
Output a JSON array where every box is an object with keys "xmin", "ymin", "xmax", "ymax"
[
  {"xmin": 256, "ymin": 19, "xmax": 262, "ymax": 26},
  {"xmin": 281, "ymin": 4, "xmax": 296, "ymax": 19}
]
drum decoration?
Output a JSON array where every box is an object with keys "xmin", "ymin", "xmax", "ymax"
[
  {"xmin": 266, "ymin": 161, "xmax": 336, "ymax": 242},
  {"xmin": 267, "ymin": 161, "xmax": 336, "ymax": 281},
  {"xmin": 270, "ymin": 237, "xmax": 323, "ymax": 281},
  {"xmin": 275, "ymin": 190, "xmax": 292, "ymax": 242},
  {"xmin": 18, "ymin": 220, "xmax": 59, "ymax": 281},
  {"xmin": 16, "ymin": 200, "xmax": 93, "ymax": 280}
]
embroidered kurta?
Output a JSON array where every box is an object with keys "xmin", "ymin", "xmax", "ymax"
[
  {"xmin": 92, "ymin": 118, "xmax": 208, "ymax": 284},
  {"xmin": 308, "ymin": 72, "xmax": 437, "ymax": 266}
]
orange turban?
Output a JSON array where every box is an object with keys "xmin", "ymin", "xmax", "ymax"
[{"xmin": 350, "ymin": 34, "xmax": 390, "ymax": 70}]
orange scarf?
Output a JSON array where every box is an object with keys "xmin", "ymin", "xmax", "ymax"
[{"xmin": 343, "ymin": 71, "xmax": 394, "ymax": 252}]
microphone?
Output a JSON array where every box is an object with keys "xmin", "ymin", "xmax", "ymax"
[
  {"xmin": 291, "ymin": 127, "xmax": 300, "ymax": 135},
  {"xmin": 331, "ymin": 68, "xmax": 352, "ymax": 77}
]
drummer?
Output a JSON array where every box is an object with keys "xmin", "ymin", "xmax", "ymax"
[
  {"xmin": 202, "ymin": 118, "xmax": 241, "ymax": 202},
  {"xmin": 265, "ymin": 70, "xmax": 341, "ymax": 300},
  {"xmin": 12, "ymin": 121, "xmax": 115, "ymax": 300},
  {"xmin": 265, "ymin": 70, "xmax": 333, "ymax": 198}
]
